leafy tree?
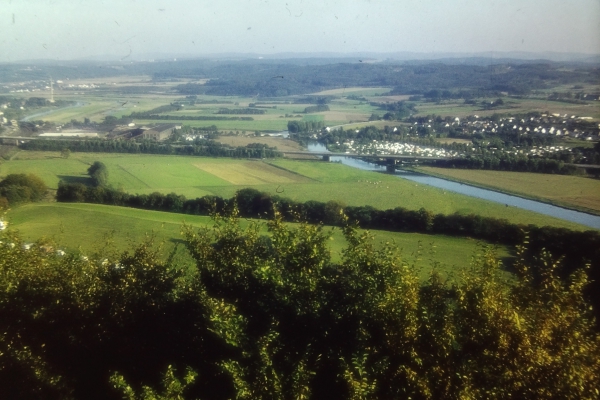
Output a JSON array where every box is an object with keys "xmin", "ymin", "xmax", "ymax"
[
  {"xmin": 181, "ymin": 211, "xmax": 600, "ymax": 399},
  {"xmin": 0, "ymin": 174, "xmax": 47, "ymax": 205},
  {"xmin": 87, "ymin": 161, "xmax": 108, "ymax": 187},
  {"xmin": 60, "ymin": 148, "xmax": 71, "ymax": 159},
  {"xmin": 111, "ymin": 365, "xmax": 198, "ymax": 400}
]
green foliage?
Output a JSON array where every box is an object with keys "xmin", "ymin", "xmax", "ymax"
[
  {"xmin": 303, "ymin": 104, "xmax": 330, "ymax": 113},
  {"xmin": 0, "ymin": 173, "xmax": 48, "ymax": 205},
  {"xmin": 287, "ymin": 120, "xmax": 324, "ymax": 133},
  {"xmin": 111, "ymin": 365, "xmax": 198, "ymax": 400},
  {"xmin": 87, "ymin": 161, "xmax": 108, "ymax": 186},
  {"xmin": 181, "ymin": 211, "xmax": 600, "ymax": 399},
  {"xmin": 1, "ymin": 209, "xmax": 599, "ymax": 398},
  {"xmin": 20, "ymin": 139, "xmax": 282, "ymax": 159},
  {"xmin": 371, "ymin": 101, "xmax": 416, "ymax": 120}
]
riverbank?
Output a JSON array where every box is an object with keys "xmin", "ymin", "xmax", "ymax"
[
  {"xmin": 413, "ymin": 166, "xmax": 600, "ymax": 217},
  {"xmin": 306, "ymin": 141, "xmax": 600, "ymax": 229}
]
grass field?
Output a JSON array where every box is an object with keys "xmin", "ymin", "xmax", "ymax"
[
  {"xmin": 0, "ymin": 151, "xmax": 590, "ymax": 230},
  {"xmin": 411, "ymin": 98, "xmax": 600, "ymax": 119},
  {"xmin": 418, "ymin": 167, "xmax": 600, "ymax": 214},
  {"xmin": 25, "ymin": 88, "xmax": 386, "ymax": 132},
  {"xmin": 5, "ymin": 202, "xmax": 513, "ymax": 280}
]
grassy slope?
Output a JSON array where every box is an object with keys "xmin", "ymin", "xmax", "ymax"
[
  {"xmin": 418, "ymin": 167, "xmax": 600, "ymax": 214},
  {"xmin": 0, "ymin": 151, "xmax": 589, "ymax": 230},
  {"xmin": 5, "ymin": 203, "xmax": 512, "ymax": 280}
]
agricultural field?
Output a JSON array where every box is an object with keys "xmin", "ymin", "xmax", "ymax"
[
  {"xmin": 18, "ymin": 76, "xmax": 599, "ymax": 138},
  {"xmin": 418, "ymin": 166, "xmax": 600, "ymax": 214},
  {"xmin": 410, "ymin": 97, "xmax": 600, "ymax": 119},
  {"xmin": 28, "ymin": 94, "xmax": 180, "ymax": 125},
  {"xmin": 16, "ymin": 81, "xmax": 387, "ymax": 132},
  {"xmin": 0, "ymin": 150, "xmax": 590, "ymax": 230},
  {"xmin": 5, "ymin": 202, "xmax": 513, "ymax": 280}
]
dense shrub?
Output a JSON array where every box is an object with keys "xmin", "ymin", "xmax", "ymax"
[
  {"xmin": 0, "ymin": 214, "xmax": 598, "ymax": 398},
  {"xmin": 0, "ymin": 174, "xmax": 47, "ymax": 205}
]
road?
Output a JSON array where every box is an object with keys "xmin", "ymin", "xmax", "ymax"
[{"xmin": 20, "ymin": 102, "xmax": 85, "ymax": 122}]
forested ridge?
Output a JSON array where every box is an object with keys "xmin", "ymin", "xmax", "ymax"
[{"xmin": 3, "ymin": 59, "xmax": 595, "ymax": 97}]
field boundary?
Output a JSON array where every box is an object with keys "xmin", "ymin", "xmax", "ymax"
[
  {"xmin": 265, "ymin": 161, "xmax": 322, "ymax": 183},
  {"xmin": 116, "ymin": 164, "xmax": 152, "ymax": 189}
]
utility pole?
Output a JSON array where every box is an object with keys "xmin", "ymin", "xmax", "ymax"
[{"xmin": 50, "ymin": 77, "xmax": 55, "ymax": 103}]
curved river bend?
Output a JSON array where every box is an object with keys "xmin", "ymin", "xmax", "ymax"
[{"xmin": 306, "ymin": 142, "xmax": 600, "ymax": 230}]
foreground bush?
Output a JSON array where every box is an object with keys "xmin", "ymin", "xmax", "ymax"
[
  {"xmin": 0, "ymin": 211, "xmax": 599, "ymax": 399},
  {"xmin": 0, "ymin": 173, "xmax": 47, "ymax": 206}
]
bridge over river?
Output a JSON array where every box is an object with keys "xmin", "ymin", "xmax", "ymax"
[
  {"xmin": 281, "ymin": 150, "xmax": 600, "ymax": 174},
  {"xmin": 2, "ymin": 135, "xmax": 598, "ymax": 174}
]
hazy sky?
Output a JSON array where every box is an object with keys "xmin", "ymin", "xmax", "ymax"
[{"xmin": 1, "ymin": 0, "xmax": 599, "ymax": 62}]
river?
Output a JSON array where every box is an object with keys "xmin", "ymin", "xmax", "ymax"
[{"xmin": 306, "ymin": 141, "xmax": 600, "ymax": 230}]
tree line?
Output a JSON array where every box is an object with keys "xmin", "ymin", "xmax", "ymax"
[
  {"xmin": 20, "ymin": 139, "xmax": 282, "ymax": 158},
  {"xmin": 438, "ymin": 154, "xmax": 582, "ymax": 174},
  {"xmin": 216, "ymin": 108, "xmax": 266, "ymax": 115},
  {"xmin": 127, "ymin": 113, "xmax": 255, "ymax": 121}
]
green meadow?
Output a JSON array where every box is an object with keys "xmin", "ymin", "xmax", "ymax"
[
  {"xmin": 5, "ymin": 202, "xmax": 512, "ymax": 281},
  {"xmin": 0, "ymin": 150, "xmax": 589, "ymax": 230}
]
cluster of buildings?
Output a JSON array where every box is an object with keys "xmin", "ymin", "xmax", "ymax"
[
  {"xmin": 105, "ymin": 124, "xmax": 181, "ymax": 141},
  {"xmin": 336, "ymin": 140, "xmax": 464, "ymax": 158},
  {"xmin": 2, "ymin": 79, "xmax": 102, "ymax": 94},
  {"xmin": 411, "ymin": 114, "xmax": 599, "ymax": 141},
  {"xmin": 334, "ymin": 139, "xmax": 579, "ymax": 160}
]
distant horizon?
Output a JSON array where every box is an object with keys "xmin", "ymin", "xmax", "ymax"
[
  {"xmin": 5, "ymin": 49, "xmax": 600, "ymax": 65},
  {"xmin": 2, "ymin": 0, "xmax": 598, "ymax": 63}
]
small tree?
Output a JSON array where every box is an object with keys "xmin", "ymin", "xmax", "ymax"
[
  {"xmin": 87, "ymin": 161, "xmax": 108, "ymax": 187},
  {"xmin": 60, "ymin": 148, "xmax": 70, "ymax": 159}
]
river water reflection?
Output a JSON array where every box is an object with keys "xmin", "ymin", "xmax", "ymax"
[{"xmin": 306, "ymin": 141, "xmax": 600, "ymax": 230}]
